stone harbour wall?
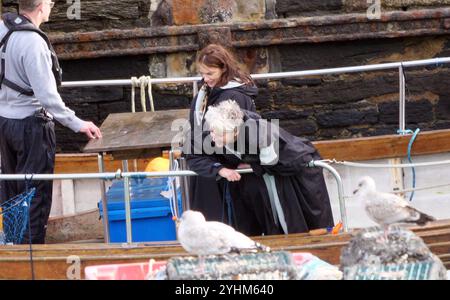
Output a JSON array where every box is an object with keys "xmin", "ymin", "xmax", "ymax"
[{"xmin": 1, "ymin": 0, "xmax": 450, "ymax": 152}]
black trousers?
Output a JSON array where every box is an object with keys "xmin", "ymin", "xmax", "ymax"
[{"xmin": 0, "ymin": 114, "xmax": 56, "ymax": 244}]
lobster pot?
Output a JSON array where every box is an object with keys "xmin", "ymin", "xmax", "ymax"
[{"xmin": 165, "ymin": 251, "xmax": 299, "ymax": 280}]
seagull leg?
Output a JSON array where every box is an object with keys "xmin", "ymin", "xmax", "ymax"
[
  {"xmin": 197, "ymin": 255, "xmax": 206, "ymax": 275},
  {"xmin": 383, "ymin": 224, "xmax": 390, "ymax": 243}
]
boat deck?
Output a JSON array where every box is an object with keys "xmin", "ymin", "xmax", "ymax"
[{"xmin": 1, "ymin": 219, "xmax": 449, "ymax": 279}]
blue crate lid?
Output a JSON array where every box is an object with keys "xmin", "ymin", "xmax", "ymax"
[
  {"xmin": 99, "ymin": 190, "xmax": 182, "ymax": 212},
  {"xmin": 102, "ymin": 205, "xmax": 174, "ymax": 221},
  {"xmin": 99, "ymin": 177, "xmax": 181, "ymax": 211},
  {"xmin": 106, "ymin": 177, "xmax": 169, "ymax": 200}
]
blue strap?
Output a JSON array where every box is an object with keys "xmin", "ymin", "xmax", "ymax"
[
  {"xmin": 406, "ymin": 128, "xmax": 420, "ymax": 201},
  {"xmin": 222, "ymin": 181, "xmax": 234, "ymax": 226},
  {"xmin": 397, "ymin": 128, "xmax": 420, "ymax": 201}
]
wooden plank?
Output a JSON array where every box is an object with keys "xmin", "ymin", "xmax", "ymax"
[
  {"xmin": 1, "ymin": 224, "xmax": 449, "ymax": 279},
  {"xmin": 83, "ymin": 109, "xmax": 189, "ymax": 153},
  {"xmin": 314, "ymin": 129, "xmax": 450, "ymax": 161},
  {"xmin": 56, "ymin": 129, "xmax": 450, "ymax": 173},
  {"xmin": 55, "ymin": 154, "xmax": 155, "ymax": 173},
  {"xmin": 428, "ymin": 242, "xmax": 450, "ymax": 256}
]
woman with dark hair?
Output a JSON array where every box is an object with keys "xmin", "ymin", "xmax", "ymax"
[{"xmin": 185, "ymin": 44, "xmax": 280, "ymax": 235}]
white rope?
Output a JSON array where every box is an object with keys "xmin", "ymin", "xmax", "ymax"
[
  {"xmin": 147, "ymin": 75, "xmax": 155, "ymax": 112},
  {"xmin": 393, "ymin": 182, "xmax": 450, "ymax": 194},
  {"xmin": 342, "ymin": 182, "xmax": 450, "ymax": 202},
  {"xmin": 327, "ymin": 159, "xmax": 450, "ymax": 168},
  {"xmin": 130, "ymin": 76, "xmax": 140, "ymax": 113},
  {"xmin": 139, "ymin": 75, "xmax": 147, "ymax": 112},
  {"xmin": 130, "ymin": 76, "xmax": 155, "ymax": 113}
]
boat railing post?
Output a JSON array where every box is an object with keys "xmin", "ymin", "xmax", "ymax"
[
  {"xmin": 308, "ymin": 160, "xmax": 348, "ymax": 232},
  {"xmin": 169, "ymin": 150, "xmax": 180, "ymax": 219},
  {"xmin": 98, "ymin": 153, "xmax": 110, "ymax": 243},
  {"xmin": 399, "ymin": 64, "xmax": 406, "ymax": 134},
  {"xmin": 122, "ymin": 160, "xmax": 133, "ymax": 244},
  {"xmin": 178, "ymin": 156, "xmax": 190, "ymax": 212}
]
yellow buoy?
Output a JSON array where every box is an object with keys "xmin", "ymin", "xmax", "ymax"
[{"xmin": 145, "ymin": 157, "xmax": 170, "ymax": 172}]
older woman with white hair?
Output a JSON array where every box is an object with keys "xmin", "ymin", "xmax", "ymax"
[{"xmin": 204, "ymin": 100, "xmax": 334, "ymax": 234}]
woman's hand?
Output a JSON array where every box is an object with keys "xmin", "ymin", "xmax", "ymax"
[{"xmin": 218, "ymin": 168, "xmax": 241, "ymax": 182}]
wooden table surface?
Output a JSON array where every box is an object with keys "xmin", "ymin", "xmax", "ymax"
[{"xmin": 83, "ymin": 109, "xmax": 189, "ymax": 158}]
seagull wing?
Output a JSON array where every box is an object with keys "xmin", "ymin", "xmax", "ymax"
[
  {"xmin": 178, "ymin": 223, "xmax": 231, "ymax": 255},
  {"xmin": 366, "ymin": 191, "xmax": 434, "ymax": 225},
  {"xmin": 365, "ymin": 192, "xmax": 411, "ymax": 225},
  {"xmin": 207, "ymin": 221, "xmax": 258, "ymax": 249}
]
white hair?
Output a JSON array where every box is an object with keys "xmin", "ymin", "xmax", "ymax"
[{"xmin": 204, "ymin": 100, "xmax": 244, "ymax": 133}]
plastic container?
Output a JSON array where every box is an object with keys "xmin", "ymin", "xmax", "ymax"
[
  {"xmin": 99, "ymin": 177, "xmax": 182, "ymax": 243},
  {"xmin": 84, "ymin": 252, "xmax": 313, "ymax": 280},
  {"xmin": 85, "ymin": 260, "xmax": 167, "ymax": 280}
]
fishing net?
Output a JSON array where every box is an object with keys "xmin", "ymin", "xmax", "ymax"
[
  {"xmin": 164, "ymin": 251, "xmax": 299, "ymax": 280},
  {"xmin": 0, "ymin": 187, "xmax": 35, "ymax": 245},
  {"xmin": 343, "ymin": 260, "xmax": 445, "ymax": 280}
]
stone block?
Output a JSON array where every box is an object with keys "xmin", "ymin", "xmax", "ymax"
[
  {"xmin": 274, "ymin": 75, "xmax": 398, "ymax": 105},
  {"xmin": 172, "ymin": 0, "xmax": 206, "ymax": 25},
  {"xmin": 278, "ymin": 39, "xmax": 406, "ymax": 71},
  {"xmin": 60, "ymin": 55, "xmax": 150, "ymax": 80},
  {"xmin": 260, "ymin": 109, "xmax": 312, "ymax": 120},
  {"xmin": 316, "ymin": 107, "xmax": 378, "ymax": 127},
  {"xmin": 379, "ymin": 99, "xmax": 434, "ymax": 124},
  {"xmin": 276, "ymin": 0, "xmax": 343, "ymax": 17},
  {"xmin": 60, "ymin": 86, "xmax": 124, "ymax": 104},
  {"xmin": 436, "ymin": 97, "xmax": 450, "ymax": 120},
  {"xmin": 166, "ymin": 52, "xmax": 197, "ymax": 78},
  {"xmin": 233, "ymin": 0, "xmax": 266, "ymax": 22},
  {"xmin": 279, "ymin": 119, "xmax": 318, "ymax": 136},
  {"xmin": 48, "ymin": 0, "xmax": 141, "ymax": 22}
]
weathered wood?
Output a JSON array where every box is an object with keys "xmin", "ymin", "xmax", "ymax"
[
  {"xmin": 49, "ymin": 0, "xmax": 141, "ymax": 22},
  {"xmin": 314, "ymin": 128, "xmax": 450, "ymax": 161},
  {"xmin": 46, "ymin": 209, "xmax": 104, "ymax": 244},
  {"xmin": 55, "ymin": 128, "xmax": 450, "ymax": 173},
  {"xmin": 83, "ymin": 109, "xmax": 189, "ymax": 155},
  {"xmin": 1, "ymin": 220, "xmax": 449, "ymax": 279},
  {"xmin": 428, "ymin": 242, "xmax": 450, "ymax": 256},
  {"xmin": 48, "ymin": 8, "xmax": 450, "ymax": 60}
]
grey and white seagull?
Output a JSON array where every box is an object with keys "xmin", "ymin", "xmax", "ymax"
[
  {"xmin": 353, "ymin": 176, "xmax": 435, "ymax": 228},
  {"xmin": 177, "ymin": 210, "xmax": 269, "ymax": 256}
]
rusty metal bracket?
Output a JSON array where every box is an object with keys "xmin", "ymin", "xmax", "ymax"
[{"xmin": 50, "ymin": 8, "xmax": 450, "ymax": 60}]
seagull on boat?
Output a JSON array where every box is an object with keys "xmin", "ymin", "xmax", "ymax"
[
  {"xmin": 353, "ymin": 176, "xmax": 436, "ymax": 228},
  {"xmin": 177, "ymin": 210, "xmax": 270, "ymax": 256}
]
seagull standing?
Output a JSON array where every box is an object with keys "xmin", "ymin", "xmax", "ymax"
[
  {"xmin": 177, "ymin": 210, "xmax": 269, "ymax": 256},
  {"xmin": 353, "ymin": 176, "xmax": 435, "ymax": 229}
]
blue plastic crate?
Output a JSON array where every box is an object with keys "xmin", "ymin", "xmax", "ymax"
[{"xmin": 98, "ymin": 177, "xmax": 182, "ymax": 243}]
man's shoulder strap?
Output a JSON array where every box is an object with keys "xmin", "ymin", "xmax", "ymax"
[
  {"xmin": 1, "ymin": 13, "xmax": 51, "ymax": 47},
  {"xmin": 0, "ymin": 13, "xmax": 62, "ymax": 94}
]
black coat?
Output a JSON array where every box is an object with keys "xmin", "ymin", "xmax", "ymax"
[
  {"xmin": 215, "ymin": 111, "xmax": 335, "ymax": 234},
  {"xmin": 185, "ymin": 82, "xmax": 258, "ymax": 224}
]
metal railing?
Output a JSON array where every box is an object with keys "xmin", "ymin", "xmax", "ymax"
[
  {"xmin": 3, "ymin": 57, "xmax": 449, "ymax": 244},
  {"xmin": 0, "ymin": 161, "xmax": 347, "ymax": 243},
  {"xmin": 61, "ymin": 57, "xmax": 450, "ymax": 134}
]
